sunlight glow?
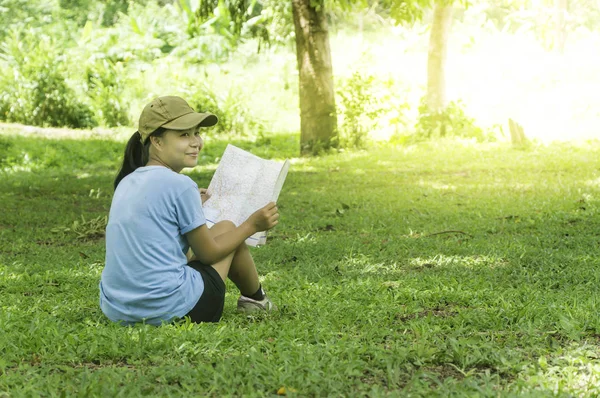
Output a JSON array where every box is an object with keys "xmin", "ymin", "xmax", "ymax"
[
  {"xmin": 417, "ymin": 180, "xmax": 457, "ymax": 191},
  {"xmin": 585, "ymin": 178, "xmax": 600, "ymax": 188},
  {"xmin": 521, "ymin": 343, "xmax": 600, "ymax": 395},
  {"xmin": 2, "ymin": 165, "xmax": 32, "ymax": 174},
  {"xmin": 409, "ymin": 255, "xmax": 509, "ymax": 269},
  {"xmin": 333, "ymin": 26, "xmax": 600, "ymax": 143}
]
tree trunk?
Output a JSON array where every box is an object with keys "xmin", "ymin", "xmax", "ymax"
[
  {"xmin": 426, "ymin": 2, "xmax": 453, "ymax": 113},
  {"xmin": 554, "ymin": 0, "xmax": 568, "ymax": 53},
  {"xmin": 291, "ymin": 0, "xmax": 337, "ymax": 155},
  {"xmin": 425, "ymin": 2, "xmax": 453, "ymax": 137}
]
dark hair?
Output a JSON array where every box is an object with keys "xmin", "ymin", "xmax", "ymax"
[{"xmin": 114, "ymin": 128, "xmax": 166, "ymax": 190}]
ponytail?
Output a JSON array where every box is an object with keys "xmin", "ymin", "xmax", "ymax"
[{"xmin": 114, "ymin": 128, "xmax": 165, "ymax": 190}]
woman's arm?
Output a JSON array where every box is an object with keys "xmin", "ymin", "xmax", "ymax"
[{"xmin": 186, "ymin": 202, "xmax": 279, "ymax": 265}]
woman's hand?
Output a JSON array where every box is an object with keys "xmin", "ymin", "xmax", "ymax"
[
  {"xmin": 199, "ymin": 188, "xmax": 210, "ymax": 204},
  {"xmin": 187, "ymin": 203, "xmax": 279, "ymax": 266},
  {"xmin": 246, "ymin": 202, "xmax": 279, "ymax": 232}
]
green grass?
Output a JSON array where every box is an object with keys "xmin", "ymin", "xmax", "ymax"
[{"xmin": 2, "ymin": 130, "xmax": 600, "ymax": 397}]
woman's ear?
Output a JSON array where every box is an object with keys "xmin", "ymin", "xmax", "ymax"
[{"xmin": 149, "ymin": 136, "xmax": 162, "ymax": 150}]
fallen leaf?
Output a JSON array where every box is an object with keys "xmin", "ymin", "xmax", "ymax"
[{"xmin": 277, "ymin": 387, "xmax": 297, "ymax": 395}]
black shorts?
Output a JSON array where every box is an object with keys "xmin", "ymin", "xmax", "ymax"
[{"xmin": 185, "ymin": 261, "xmax": 226, "ymax": 323}]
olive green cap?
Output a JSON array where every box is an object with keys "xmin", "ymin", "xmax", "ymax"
[{"xmin": 138, "ymin": 96, "xmax": 218, "ymax": 143}]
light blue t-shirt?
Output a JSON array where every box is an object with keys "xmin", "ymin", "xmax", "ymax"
[{"xmin": 100, "ymin": 166, "xmax": 206, "ymax": 326}]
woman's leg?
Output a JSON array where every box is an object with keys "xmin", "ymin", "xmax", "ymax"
[
  {"xmin": 204, "ymin": 221, "xmax": 260, "ymax": 297},
  {"xmin": 227, "ymin": 241, "xmax": 261, "ymax": 296}
]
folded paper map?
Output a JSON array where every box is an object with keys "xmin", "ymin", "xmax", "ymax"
[{"xmin": 202, "ymin": 144, "xmax": 290, "ymax": 246}]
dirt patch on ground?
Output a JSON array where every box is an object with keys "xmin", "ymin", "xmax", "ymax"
[
  {"xmin": 424, "ymin": 364, "xmax": 466, "ymax": 380},
  {"xmin": 396, "ymin": 306, "xmax": 459, "ymax": 322}
]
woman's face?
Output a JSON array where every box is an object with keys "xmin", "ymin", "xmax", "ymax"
[{"xmin": 152, "ymin": 127, "xmax": 204, "ymax": 172}]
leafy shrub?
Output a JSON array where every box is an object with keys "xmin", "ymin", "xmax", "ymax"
[
  {"xmin": 71, "ymin": 1, "xmax": 182, "ymax": 69},
  {"xmin": 58, "ymin": 0, "xmax": 138, "ymax": 27},
  {"xmin": 58, "ymin": 0, "xmax": 97, "ymax": 26},
  {"xmin": 178, "ymin": 0, "xmax": 294, "ymax": 61},
  {"xmin": 240, "ymin": 0, "xmax": 294, "ymax": 48},
  {"xmin": 122, "ymin": 2, "xmax": 188, "ymax": 57},
  {"xmin": 414, "ymin": 97, "xmax": 495, "ymax": 142},
  {"xmin": 172, "ymin": 34, "xmax": 233, "ymax": 64},
  {"xmin": 0, "ymin": 29, "xmax": 97, "ymax": 128},
  {"xmin": 100, "ymin": 0, "xmax": 130, "ymax": 27},
  {"xmin": 336, "ymin": 71, "xmax": 400, "ymax": 148},
  {"xmin": 85, "ymin": 59, "xmax": 131, "ymax": 127},
  {"xmin": 0, "ymin": 0, "xmax": 55, "ymax": 40},
  {"xmin": 187, "ymin": 83, "xmax": 265, "ymax": 136}
]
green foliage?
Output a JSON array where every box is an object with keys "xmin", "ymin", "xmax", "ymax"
[
  {"xmin": 171, "ymin": 31, "xmax": 234, "ymax": 63},
  {"xmin": 5, "ymin": 0, "xmax": 598, "ymax": 140},
  {"xmin": 187, "ymin": 82, "xmax": 265, "ymax": 135},
  {"xmin": 477, "ymin": 0, "xmax": 600, "ymax": 49},
  {"xmin": 414, "ymin": 98, "xmax": 494, "ymax": 142},
  {"xmin": 569, "ymin": 0, "xmax": 600, "ymax": 31},
  {"xmin": 58, "ymin": 0, "xmax": 97, "ymax": 26},
  {"xmin": 247, "ymin": 0, "xmax": 294, "ymax": 47},
  {"xmin": 186, "ymin": 0, "xmax": 293, "ymax": 50},
  {"xmin": 57, "ymin": 0, "xmax": 141, "ymax": 27},
  {"xmin": 369, "ymin": 0, "xmax": 472, "ymax": 27},
  {"xmin": 52, "ymin": 214, "xmax": 108, "ymax": 241},
  {"xmin": 0, "ymin": 0, "xmax": 56, "ymax": 40},
  {"xmin": 109, "ymin": 1, "xmax": 217, "ymax": 62},
  {"xmin": 85, "ymin": 59, "xmax": 131, "ymax": 127},
  {"xmin": 336, "ymin": 72, "xmax": 386, "ymax": 148},
  {"xmin": 336, "ymin": 67, "xmax": 411, "ymax": 149},
  {"xmin": 100, "ymin": 0, "xmax": 131, "ymax": 27},
  {"xmin": 81, "ymin": 14, "xmax": 166, "ymax": 64},
  {"xmin": 0, "ymin": 29, "xmax": 97, "ymax": 129},
  {"xmin": 186, "ymin": 0, "xmax": 257, "ymax": 40},
  {"xmin": 381, "ymin": 0, "xmax": 430, "ymax": 24}
]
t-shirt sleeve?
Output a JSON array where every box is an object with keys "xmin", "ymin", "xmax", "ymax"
[{"xmin": 174, "ymin": 186, "xmax": 207, "ymax": 234}]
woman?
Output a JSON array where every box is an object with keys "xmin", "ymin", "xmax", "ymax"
[{"xmin": 99, "ymin": 96, "xmax": 279, "ymax": 325}]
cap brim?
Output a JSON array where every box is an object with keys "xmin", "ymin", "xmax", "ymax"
[{"xmin": 161, "ymin": 112, "xmax": 218, "ymax": 130}]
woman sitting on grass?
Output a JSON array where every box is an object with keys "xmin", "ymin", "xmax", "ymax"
[{"xmin": 99, "ymin": 96, "xmax": 279, "ymax": 326}]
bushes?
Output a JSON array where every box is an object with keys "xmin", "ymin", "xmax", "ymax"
[
  {"xmin": 0, "ymin": 29, "xmax": 97, "ymax": 129},
  {"xmin": 85, "ymin": 59, "xmax": 131, "ymax": 127},
  {"xmin": 336, "ymin": 70, "xmax": 410, "ymax": 149},
  {"xmin": 335, "ymin": 70, "xmax": 497, "ymax": 148},
  {"xmin": 414, "ymin": 98, "xmax": 495, "ymax": 143},
  {"xmin": 337, "ymin": 72, "xmax": 384, "ymax": 148},
  {"xmin": 187, "ymin": 83, "xmax": 265, "ymax": 136},
  {"xmin": 0, "ymin": 1, "xmax": 500, "ymax": 145},
  {"xmin": 0, "ymin": 1, "xmax": 184, "ymax": 129},
  {"xmin": 0, "ymin": 1, "xmax": 252, "ymax": 130},
  {"xmin": 0, "ymin": 0, "xmax": 56, "ymax": 40}
]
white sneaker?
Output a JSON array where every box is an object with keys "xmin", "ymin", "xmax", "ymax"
[{"xmin": 237, "ymin": 295, "xmax": 278, "ymax": 313}]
